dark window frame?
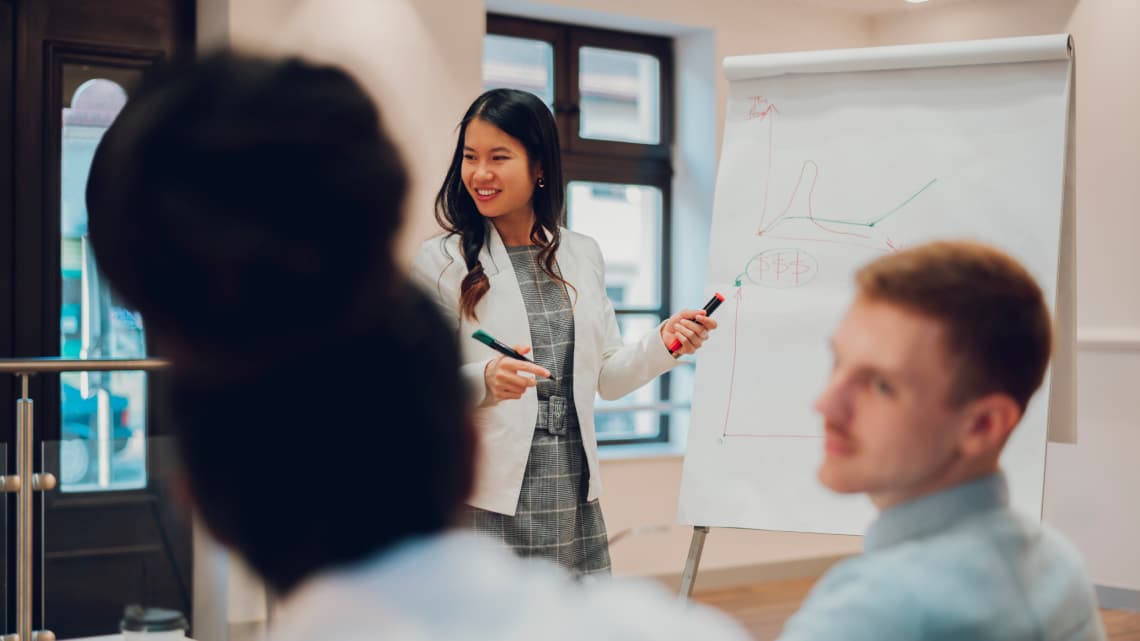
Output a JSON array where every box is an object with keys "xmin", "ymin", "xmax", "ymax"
[{"xmin": 487, "ymin": 14, "xmax": 676, "ymax": 446}]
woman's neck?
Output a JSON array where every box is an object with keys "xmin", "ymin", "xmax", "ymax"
[{"xmin": 491, "ymin": 210, "xmax": 538, "ymax": 246}]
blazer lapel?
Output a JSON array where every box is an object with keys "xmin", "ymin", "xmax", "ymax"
[
  {"xmin": 478, "ymin": 220, "xmax": 502, "ymax": 277},
  {"xmin": 551, "ymin": 230, "xmax": 595, "ymax": 412},
  {"xmin": 482, "ymin": 221, "xmax": 531, "ymax": 348}
]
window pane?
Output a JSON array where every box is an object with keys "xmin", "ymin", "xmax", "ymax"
[
  {"xmin": 595, "ymin": 314, "xmax": 663, "ymax": 441},
  {"xmin": 579, "ymin": 46, "xmax": 660, "ymax": 144},
  {"xmin": 670, "ymin": 360, "xmax": 695, "ymax": 405},
  {"xmin": 567, "ymin": 182, "xmax": 661, "ymax": 308},
  {"xmin": 60, "ymin": 71, "xmax": 147, "ymax": 492},
  {"xmin": 669, "ymin": 361, "xmax": 694, "ymax": 440},
  {"xmin": 596, "ymin": 409, "xmax": 663, "ymax": 442},
  {"xmin": 483, "ymin": 34, "xmax": 554, "ymax": 107}
]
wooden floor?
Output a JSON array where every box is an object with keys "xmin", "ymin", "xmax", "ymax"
[{"xmin": 693, "ymin": 578, "xmax": 1140, "ymax": 640}]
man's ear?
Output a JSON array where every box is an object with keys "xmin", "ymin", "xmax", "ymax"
[{"xmin": 958, "ymin": 393, "xmax": 1022, "ymax": 460}]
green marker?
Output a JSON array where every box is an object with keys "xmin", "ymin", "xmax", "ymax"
[{"xmin": 472, "ymin": 330, "xmax": 553, "ymax": 380}]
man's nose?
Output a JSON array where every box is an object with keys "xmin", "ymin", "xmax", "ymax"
[{"xmin": 814, "ymin": 372, "xmax": 850, "ymax": 423}]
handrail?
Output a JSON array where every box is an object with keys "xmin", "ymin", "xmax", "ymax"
[
  {"xmin": 0, "ymin": 357, "xmax": 170, "ymax": 374},
  {"xmin": 1, "ymin": 357, "xmax": 170, "ymax": 641}
]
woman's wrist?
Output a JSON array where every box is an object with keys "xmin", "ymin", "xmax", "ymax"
[{"xmin": 482, "ymin": 357, "xmax": 502, "ymax": 406}]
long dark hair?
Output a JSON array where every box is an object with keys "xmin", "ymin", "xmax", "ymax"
[{"xmin": 435, "ymin": 88, "xmax": 570, "ymax": 320}]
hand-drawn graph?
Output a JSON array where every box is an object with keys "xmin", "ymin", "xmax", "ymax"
[
  {"xmin": 746, "ymin": 96, "xmax": 936, "ymax": 256},
  {"xmin": 716, "ymin": 97, "xmax": 940, "ymax": 439}
]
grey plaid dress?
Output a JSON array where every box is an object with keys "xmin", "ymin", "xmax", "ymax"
[{"xmin": 463, "ymin": 245, "xmax": 613, "ymax": 577}]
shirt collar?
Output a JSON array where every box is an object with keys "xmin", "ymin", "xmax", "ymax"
[{"xmin": 863, "ymin": 472, "xmax": 1009, "ymax": 552}]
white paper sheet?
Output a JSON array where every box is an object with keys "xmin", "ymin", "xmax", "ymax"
[{"xmin": 679, "ymin": 35, "xmax": 1074, "ymax": 534}]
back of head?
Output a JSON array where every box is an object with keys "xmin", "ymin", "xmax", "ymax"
[
  {"xmin": 855, "ymin": 240, "xmax": 1052, "ymax": 413},
  {"xmin": 162, "ymin": 281, "xmax": 474, "ymax": 595},
  {"xmin": 86, "ymin": 53, "xmax": 475, "ymax": 593},
  {"xmin": 86, "ymin": 52, "xmax": 408, "ymax": 363}
]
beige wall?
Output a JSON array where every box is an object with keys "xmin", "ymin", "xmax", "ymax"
[{"xmin": 870, "ymin": 0, "xmax": 1140, "ymax": 592}]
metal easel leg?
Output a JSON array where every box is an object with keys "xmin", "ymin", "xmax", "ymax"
[{"xmin": 679, "ymin": 526, "xmax": 710, "ymax": 600}]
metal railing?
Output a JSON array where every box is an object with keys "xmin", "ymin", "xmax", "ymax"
[{"xmin": 0, "ymin": 357, "xmax": 170, "ymax": 641}]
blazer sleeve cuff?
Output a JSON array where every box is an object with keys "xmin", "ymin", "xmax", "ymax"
[
  {"xmin": 462, "ymin": 359, "xmax": 494, "ymax": 407},
  {"xmin": 644, "ymin": 319, "xmax": 681, "ymax": 377}
]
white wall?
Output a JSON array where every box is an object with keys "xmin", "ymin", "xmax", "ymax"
[{"xmin": 870, "ymin": 0, "xmax": 1140, "ymax": 593}]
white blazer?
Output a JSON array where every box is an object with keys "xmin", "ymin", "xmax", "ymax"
[{"xmin": 411, "ymin": 223, "xmax": 677, "ymax": 515}]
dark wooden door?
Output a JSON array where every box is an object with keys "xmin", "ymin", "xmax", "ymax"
[{"xmin": 2, "ymin": 1, "xmax": 196, "ymax": 636}]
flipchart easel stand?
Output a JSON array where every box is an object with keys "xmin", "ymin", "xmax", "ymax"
[{"xmin": 678, "ymin": 526, "xmax": 710, "ymax": 599}]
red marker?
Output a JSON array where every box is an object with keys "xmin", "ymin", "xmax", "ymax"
[{"xmin": 668, "ymin": 292, "xmax": 725, "ymax": 358}]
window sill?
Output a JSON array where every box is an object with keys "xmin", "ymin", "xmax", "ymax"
[{"xmin": 597, "ymin": 440, "xmax": 686, "ymax": 462}]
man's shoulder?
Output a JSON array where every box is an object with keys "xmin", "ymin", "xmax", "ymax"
[
  {"xmin": 778, "ymin": 514, "xmax": 1103, "ymax": 641},
  {"xmin": 776, "ymin": 554, "xmax": 921, "ymax": 641},
  {"xmin": 778, "ymin": 540, "xmax": 1000, "ymax": 641}
]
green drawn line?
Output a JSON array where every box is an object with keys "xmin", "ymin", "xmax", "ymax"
[
  {"xmin": 776, "ymin": 178, "xmax": 938, "ymax": 229},
  {"xmin": 871, "ymin": 178, "xmax": 938, "ymax": 226},
  {"xmin": 782, "ymin": 217, "xmax": 870, "ymax": 227}
]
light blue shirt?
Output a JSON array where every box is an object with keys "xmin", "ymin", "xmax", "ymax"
[{"xmin": 778, "ymin": 473, "xmax": 1106, "ymax": 641}]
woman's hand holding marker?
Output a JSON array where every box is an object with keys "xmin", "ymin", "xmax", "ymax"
[{"xmin": 662, "ymin": 293, "xmax": 725, "ymax": 358}]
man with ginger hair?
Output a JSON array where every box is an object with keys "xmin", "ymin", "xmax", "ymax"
[{"xmin": 778, "ymin": 241, "xmax": 1105, "ymax": 641}]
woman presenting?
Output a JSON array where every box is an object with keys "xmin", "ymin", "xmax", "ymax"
[{"xmin": 412, "ymin": 89, "xmax": 717, "ymax": 576}]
